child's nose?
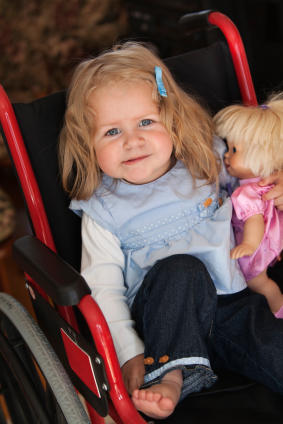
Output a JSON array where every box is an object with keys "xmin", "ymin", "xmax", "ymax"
[{"xmin": 124, "ymin": 132, "xmax": 145, "ymax": 149}]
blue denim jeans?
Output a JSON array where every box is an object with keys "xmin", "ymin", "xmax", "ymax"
[
  {"xmin": 210, "ymin": 287, "xmax": 283, "ymax": 395},
  {"xmin": 131, "ymin": 254, "xmax": 218, "ymax": 400},
  {"xmin": 131, "ymin": 254, "xmax": 283, "ymax": 400}
]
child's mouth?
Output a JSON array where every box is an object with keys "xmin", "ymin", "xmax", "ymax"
[{"xmin": 122, "ymin": 156, "xmax": 149, "ymax": 165}]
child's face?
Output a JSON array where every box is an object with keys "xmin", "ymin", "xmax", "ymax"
[
  {"xmin": 89, "ymin": 83, "xmax": 173, "ymax": 185},
  {"xmin": 224, "ymin": 141, "xmax": 255, "ymax": 179}
]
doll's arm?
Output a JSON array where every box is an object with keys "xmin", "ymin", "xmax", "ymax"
[{"xmin": 231, "ymin": 213, "xmax": 264, "ymax": 259}]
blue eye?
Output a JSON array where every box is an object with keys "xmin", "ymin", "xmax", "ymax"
[
  {"xmin": 140, "ymin": 119, "xmax": 153, "ymax": 127},
  {"xmin": 106, "ymin": 128, "xmax": 120, "ymax": 136},
  {"xmin": 233, "ymin": 147, "xmax": 236, "ymax": 153}
]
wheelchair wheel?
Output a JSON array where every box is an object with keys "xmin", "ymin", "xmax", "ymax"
[{"xmin": 0, "ymin": 293, "xmax": 91, "ymax": 424}]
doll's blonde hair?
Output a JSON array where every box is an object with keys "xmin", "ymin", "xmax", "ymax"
[
  {"xmin": 213, "ymin": 93, "xmax": 283, "ymax": 178},
  {"xmin": 59, "ymin": 42, "xmax": 219, "ymax": 200}
]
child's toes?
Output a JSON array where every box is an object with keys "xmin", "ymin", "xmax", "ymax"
[
  {"xmin": 159, "ymin": 397, "xmax": 175, "ymax": 412},
  {"xmin": 145, "ymin": 391, "xmax": 154, "ymax": 402},
  {"xmin": 152, "ymin": 392, "xmax": 162, "ymax": 402},
  {"xmin": 132, "ymin": 389, "xmax": 139, "ymax": 399},
  {"xmin": 139, "ymin": 390, "xmax": 147, "ymax": 400}
]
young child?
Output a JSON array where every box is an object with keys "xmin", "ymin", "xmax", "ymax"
[
  {"xmin": 58, "ymin": 43, "xmax": 283, "ymax": 420},
  {"xmin": 214, "ymin": 95, "xmax": 283, "ymax": 318}
]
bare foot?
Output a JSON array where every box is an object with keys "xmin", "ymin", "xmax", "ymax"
[{"xmin": 131, "ymin": 369, "xmax": 182, "ymax": 419}]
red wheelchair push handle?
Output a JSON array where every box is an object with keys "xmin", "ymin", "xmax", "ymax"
[
  {"xmin": 179, "ymin": 10, "xmax": 257, "ymax": 107},
  {"xmin": 208, "ymin": 11, "xmax": 257, "ymax": 106}
]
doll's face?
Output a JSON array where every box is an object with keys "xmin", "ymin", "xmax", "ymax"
[{"xmin": 224, "ymin": 141, "xmax": 255, "ymax": 179}]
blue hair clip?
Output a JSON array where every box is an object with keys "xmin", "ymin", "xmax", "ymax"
[{"xmin": 155, "ymin": 66, "xmax": 167, "ymax": 97}]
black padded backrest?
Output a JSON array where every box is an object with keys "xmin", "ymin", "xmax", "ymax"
[
  {"xmin": 164, "ymin": 41, "xmax": 241, "ymax": 114},
  {"xmin": 12, "ymin": 91, "xmax": 82, "ymax": 272},
  {"xmin": 10, "ymin": 40, "xmax": 241, "ymax": 272}
]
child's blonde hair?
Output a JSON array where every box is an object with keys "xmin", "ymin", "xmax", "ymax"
[
  {"xmin": 214, "ymin": 93, "xmax": 283, "ymax": 178},
  {"xmin": 59, "ymin": 42, "xmax": 219, "ymax": 200}
]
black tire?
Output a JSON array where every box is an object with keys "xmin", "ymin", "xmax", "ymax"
[{"xmin": 0, "ymin": 293, "xmax": 91, "ymax": 424}]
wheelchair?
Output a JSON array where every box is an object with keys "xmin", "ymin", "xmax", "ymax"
[{"xmin": 0, "ymin": 10, "xmax": 283, "ymax": 424}]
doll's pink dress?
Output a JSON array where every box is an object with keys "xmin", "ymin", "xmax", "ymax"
[{"xmin": 231, "ymin": 177, "xmax": 283, "ymax": 281}]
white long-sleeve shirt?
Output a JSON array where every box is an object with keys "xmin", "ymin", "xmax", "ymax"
[{"xmin": 81, "ymin": 213, "xmax": 145, "ymax": 367}]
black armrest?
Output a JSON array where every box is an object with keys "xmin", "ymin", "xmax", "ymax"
[{"xmin": 12, "ymin": 235, "xmax": 91, "ymax": 306}]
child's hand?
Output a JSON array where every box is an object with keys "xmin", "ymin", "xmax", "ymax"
[
  {"xmin": 231, "ymin": 242, "xmax": 255, "ymax": 259},
  {"xmin": 259, "ymin": 171, "xmax": 283, "ymax": 210},
  {"xmin": 121, "ymin": 354, "xmax": 145, "ymax": 395}
]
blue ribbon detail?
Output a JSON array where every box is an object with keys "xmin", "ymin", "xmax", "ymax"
[{"xmin": 155, "ymin": 66, "xmax": 167, "ymax": 97}]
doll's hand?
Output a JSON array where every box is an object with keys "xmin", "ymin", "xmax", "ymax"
[
  {"xmin": 121, "ymin": 354, "xmax": 145, "ymax": 395},
  {"xmin": 259, "ymin": 171, "xmax": 283, "ymax": 210},
  {"xmin": 231, "ymin": 242, "xmax": 255, "ymax": 259}
]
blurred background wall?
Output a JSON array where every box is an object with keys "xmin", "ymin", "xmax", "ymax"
[
  {"xmin": 0, "ymin": 0, "xmax": 128, "ymax": 102},
  {"xmin": 0, "ymin": 0, "xmax": 283, "ymax": 105}
]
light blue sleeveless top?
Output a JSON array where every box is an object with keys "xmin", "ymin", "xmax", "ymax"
[{"xmin": 70, "ymin": 137, "xmax": 247, "ymax": 307}]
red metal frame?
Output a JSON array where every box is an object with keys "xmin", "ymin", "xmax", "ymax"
[
  {"xmin": 87, "ymin": 402, "xmax": 107, "ymax": 424},
  {"xmin": 208, "ymin": 11, "xmax": 258, "ymax": 107},
  {"xmin": 0, "ymin": 86, "xmax": 55, "ymax": 249},
  {"xmin": 78, "ymin": 295, "xmax": 146, "ymax": 424}
]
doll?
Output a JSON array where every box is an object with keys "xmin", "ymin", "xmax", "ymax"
[{"xmin": 214, "ymin": 93, "xmax": 283, "ymax": 318}]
